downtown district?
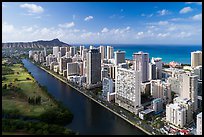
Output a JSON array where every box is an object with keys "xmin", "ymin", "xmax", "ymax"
[{"xmin": 29, "ymin": 45, "xmax": 202, "ymax": 135}]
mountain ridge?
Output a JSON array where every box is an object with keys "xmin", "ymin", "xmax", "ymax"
[{"xmin": 2, "ymin": 38, "xmax": 70, "ymax": 49}]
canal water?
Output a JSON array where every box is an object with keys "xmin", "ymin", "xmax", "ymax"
[{"xmin": 22, "ymin": 59, "xmax": 146, "ymax": 135}]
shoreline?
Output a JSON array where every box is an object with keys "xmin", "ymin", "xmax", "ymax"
[{"xmin": 30, "ymin": 61, "xmax": 152, "ymax": 135}]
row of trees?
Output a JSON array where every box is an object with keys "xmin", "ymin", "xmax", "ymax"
[
  {"xmin": 2, "ymin": 118, "xmax": 75, "ymax": 135},
  {"xmin": 2, "ymin": 65, "xmax": 14, "ymax": 75},
  {"xmin": 28, "ymin": 96, "xmax": 41, "ymax": 105},
  {"xmin": 40, "ymin": 108, "xmax": 73, "ymax": 126}
]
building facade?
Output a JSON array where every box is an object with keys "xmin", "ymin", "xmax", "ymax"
[
  {"xmin": 114, "ymin": 50, "xmax": 125, "ymax": 65},
  {"xmin": 151, "ymin": 80, "xmax": 172, "ymax": 104},
  {"xmin": 107, "ymin": 46, "xmax": 114, "ymax": 59},
  {"xmin": 179, "ymin": 73, "xmax": 198, "ymax": 112},
  {"xmin": 133, "ymin": 51, "xmax": 149, "ymax": 82},
  {"xmin": 86, "ymin": 49, "xmax": 101, "ymax": 87},
  {"xmin": 196, "ymin": 112, "xmax": 202, "ymax": 135},
  {"xmin": 191, "ymin": 51, "xmax": 202, "ymax": 68},
  {"xmin": 115, "ymin": 67, "xmax": 142, "ymax": 114},
  {"xmin": 53, "ymin": 46, "xmax": 59, "ymax": 57}
]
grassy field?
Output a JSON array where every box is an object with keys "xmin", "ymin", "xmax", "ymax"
[
  {"xmin": 2, "ymin": 131, "xmax": 31, "ymax": 135},
  {"xmin": 2, "ymin": 62, "xmax": 56, "ymax": 118}
]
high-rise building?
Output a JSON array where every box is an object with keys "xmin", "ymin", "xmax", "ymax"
[
  {"xmin": 151, "ymin": 80, "xmax": 171, "ymax": 104},
  {"xmin": 133, "ymin": 51, "xmax": 149, "ymax": 82},
  {"xmin": 193, "ymin": 66, "xmax": 202, "ymax": 80},
  {"xmin": 191, "ymin": 51, "xmax": 202, "ymax": 68},
  {"xmin": 53, "ymin": 46, "xmax": 59, "ymax": 57},
  {"xmin": 140, "ymin": 81, "xmax": 151, "ymax": 95},
  {"xmin": 44, "ymin": 47, "xmax": 47, "ymax": 57},
  {"xmin": 67, "ymin": 62, "xmax": 79, "ymax": 76},
  {"xmin": 115, "ymin": 67, "xmax": 142, "ymax": 114},
  {"xmin": 29, "ymin": 50, "xmax": 33, "ymax": 58},
  {"xmin": 86, "ymin": 49, "xmax": 101, "ymax": 86},
  {"xmin": 70, "ymin": 46, "xmax": 76, "ymax": 57},
  {"xmin": 77, "ymin": 62, "xmax": 83, "ymax": 76},
  {"xmin": 66, "ymin": 46, "xmax": 70, "ymax": 52},
  {"xmin": 109, "ymin": 65, "xmax": 116, "ymax": 80},
  {"xmin": 89, "ymin": 45, "xmax": 94, "ymax": 49},
  {"xmin": 167, "ymin": 76, "xmax": 180, "ymax": 94},
  {"xmin": 65, "ymin": 52, "xmax": 71, "ymax": 58},
  {"xmin": 114, "ymin": 50, "xmax": 125, "ymax": 65},
  {"xmin": 180, "ymin": 73, "xmax": 198, "ymax": 112},
  {"xmin": 173, "ymin": 97, "xmax": 193, "ymax": 124},
  {"xmin": 196, "ymin": 112, "xmax": 202, "ymax": 135},
  {"xmin": 152, "ymin": 98, "xmax": 164, "ymax": 114},
  {"xmin": 59, "ymin": 57, "xmax": 72, "ymax": 74},
  {"xmin": 82, "ymin": 48, "xmax": 88, "ymax": 61},
  {"xmin": 60, "ymin": 47, "xmax": 67, "ymax": 57},
  {"xmin": 151, "ymin": 57, "xmax": 162, "ymax": 79},
  {"xmin": 102, "ymin": 77, "xmax": 114, "ymax": 99},
  {"xmin": 166, "ymin": 103, "xmax": 187, "ymax": 128},
  {"xmin": 46, "ymin": 54, "xmax": 57, "ymax": 67},
  {"xmin": 80, "ymin": 45, "xmax": 85, "ymax": 56},
  {"xmin": 57, "ymin": 52, "xmax": 61, "ymax": 62},
  {"xmin": 101, "ymin": 68, "xmax": 108, "ymax": 81},
  {"xmin": 166, "ymin": 98, "xmax": 193, "ymax": 128},
  {"xmin": 99, "ymin": 45, "xmax": 105, "ymax": 61},
  {"xmin": 107, "ymin": 46, "xmax": 114, "ymax": 59},
  {"xmin": 149, "ymin": 63, "xmax": 156, "ymax": 80}
]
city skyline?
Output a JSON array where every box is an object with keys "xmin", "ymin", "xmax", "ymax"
[{"xmin": 2, "ymin": 2, "xmax": 202, "ymax": 45}]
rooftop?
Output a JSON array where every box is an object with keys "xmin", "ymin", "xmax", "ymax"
[
  {"xmin": 192, "ymin": 51, "xmax": 202, "ymax": 53},
  {"xmin": 197, "ymin": 112, "xmax": 202, "ymax": 118},
  {"xmin": 140, "ymin": 109, "xmax": 154, "ymax": 114}
]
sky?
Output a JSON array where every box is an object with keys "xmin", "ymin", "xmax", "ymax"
[{"xmin": 2, "ymin": 2, "xmax": 202, "ymax": 45}]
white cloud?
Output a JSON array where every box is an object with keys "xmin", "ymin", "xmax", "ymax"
[
  {"xmin": 192, "ymin": 13, "xmax": 202, "ymax": 21},
  {"xmin": 167, "ymin": 26, "xmax": 176, "ymax": 31},
  {"xmin": 177, "ymin": 32, "xmax": 192, "ymax": 38},
  {"xmin": 2, "ymin": 22, "xmax": 14, "ymax": 33},
  {"xmin": 157, "ymin": 33, "xmax": 170, "ymax": 38},
  {"xmin": 158, "ymin": 21, "xmax": 169, "ymax": 25},
  {"xmin": 126, "ymin": 26, "xmax": 130, "ymax": 30},
  {"xmin": 179, "ymin": 7, "xmax": 193, "ymax": 14},
  {"xmin": 110, "ymin": 26, "xmax": 130, "ymax": 34},
  {"xmin": 186, "ymin": 2, "xmax": 202, "ymax": 5},
  {"xmin": 81, "ymin": 32, "xmax": 94, "ymax": 38},
  {"xmin": 2, "ymin": 20, "xmax": 202, "ymax": 44},
  {"xmin": 84, "ymin": 16, "xmax": 93, "ymax": 21},
  {"xmin": 22, "ymin": 26, "xmax": 33, "ymax": 32},
  {"xmin": 58, "ymin": 22, "xmax": 75, "ymax": 28},
  {"xmin": 20, "ymin": 3, "xmax": 44, "ymax": 14},
  {"xmin": 101, "ymin": 27, "xmax": 109, "ymax": 33},
  {"xmin": 73, "ymin": 29, "xmax": 80, "ymax": 33},
  {"xmin": 157, "ymin": 9, "xmax": 170, "ymax": 16},
  {"xmin": 137, "ymin": 32, "xmax": 144, "ymax": 36}
]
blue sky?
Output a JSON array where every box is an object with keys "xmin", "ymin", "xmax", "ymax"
[{"xmin": 2, "ymin": 2, "xmax": 202, "ymax": 45}]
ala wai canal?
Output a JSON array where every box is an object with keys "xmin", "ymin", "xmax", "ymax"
[{"xmin": 22, "ymin": 59, "xmax": 146, "ymax": 135}]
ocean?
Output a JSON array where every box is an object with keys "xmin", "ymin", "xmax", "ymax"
[{"xmin": 76, "ymin": 44, "xmax": 202, "ymax": 64}]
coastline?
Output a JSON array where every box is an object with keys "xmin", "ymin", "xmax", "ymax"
[{"xmin": 30, "ymin": 61, "xmax": 152, "ymax": 135}]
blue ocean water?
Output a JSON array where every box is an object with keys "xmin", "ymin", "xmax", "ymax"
[{"xmin": 76, "ymin": 44, "xmax": 202, "ymax": 64}]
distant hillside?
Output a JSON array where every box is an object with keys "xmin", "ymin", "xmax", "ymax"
[{"xmin": 2, "ymin": 39, "xmax": 70, "ymax": 49}]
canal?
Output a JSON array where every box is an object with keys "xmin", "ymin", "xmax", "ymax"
[{"xmin": 22, "ymin": 59, "xmax": 146, "ymax": 135}]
